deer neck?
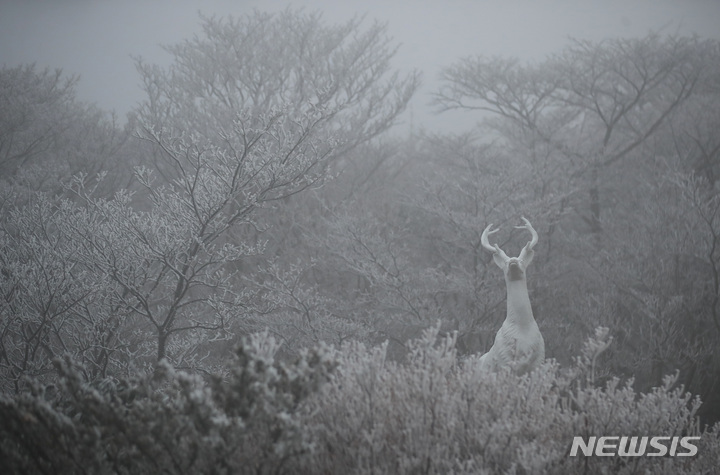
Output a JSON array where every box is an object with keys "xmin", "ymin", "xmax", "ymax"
[{"xmin": 505, "ymin": 278, "xmax": 534, "ymax": 326}]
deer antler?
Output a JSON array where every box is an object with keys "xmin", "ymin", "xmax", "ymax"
[
  {"xmin": 481, "ymin": 223, "xmax": 501, "ymax": 254},
  {"xmin": 515, "ymin": 217, "xmax": 538, "ymax": 251}
]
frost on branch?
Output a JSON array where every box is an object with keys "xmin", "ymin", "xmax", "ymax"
[
  {"xmin": 574, "ymin": 325, "xmax": 613, "ymax": 384},
  {"xmin": 304, "ymin": 326, "xmax": 718, "ymax": 475},
  {"xmin": 0, "ymin": 327, "xmax": 718, "ymax": 474},
  {"xmin": 0, "ymin": 331, "xmax": 335, "ymax": 474}
]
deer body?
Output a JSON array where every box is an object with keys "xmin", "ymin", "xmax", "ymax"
[{"xmin": 478, "ymin": 218, "xmax": 544, "ymax": 374}]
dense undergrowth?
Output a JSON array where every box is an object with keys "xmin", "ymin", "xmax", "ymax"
[{"xmin": 1, "ymin": 326, "xmax": 718, "ymax": 474}]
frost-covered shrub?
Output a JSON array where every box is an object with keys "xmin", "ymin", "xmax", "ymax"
[
  {"xmin": 0, "ymin": 331, "xmax": 334, "ymax": 474},
  {"xmin": 305, "ymin": 324, "xmax": 719, "ymax": 474},
  {"xmin": 0, "ymin": 326, "xmax": 718, "ymax": 474}
]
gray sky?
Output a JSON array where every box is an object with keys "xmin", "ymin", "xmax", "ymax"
[{"xmin": 1, "ymin": 0, "xmax": 719, "ymax": 133}]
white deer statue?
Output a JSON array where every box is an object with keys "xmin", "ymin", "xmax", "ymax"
[{"xmin": 477, "ymin": 217, "xmax": 544, "ymax": 374}]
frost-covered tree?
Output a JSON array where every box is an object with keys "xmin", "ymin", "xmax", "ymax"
[
  {"xmin": 0, "ymin": 65, "xmax": 137, "ymax": 390},
  {"xmin": 0, "ymin": 9, "xmax": 418, "ymax": 384},
  {"xmin": 428, "ymin": 32, "xmax": 720, "ymax": 421},
  {"xmin": 0, "ymin": 195, "xmax": 117, "ymax": 391},
  {"xmin": 434, "ymin": 34, "xmax": 717, "ymax": 236},
  {"xmin": 122, "ymin": 9, "xmax": 416, "ymax": 362},
  {"xmin": 0, "ymin": 65, "xmax": 79, "ymax": 176},
  {"xmin": 0, "ymin": 64, "xmax": 130, "ymax": 196},
  {"xmin": 135, "ymin": 9, "xmax": 419, "ymax": 172}
]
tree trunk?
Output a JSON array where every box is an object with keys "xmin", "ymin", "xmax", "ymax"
[
  {"xmin": 157, "ymin": 330, "xmax": 168, "ymax": 362},
  {"xmin": 588, "ymin": 167, "xmax": 602, "ymax": 236}
]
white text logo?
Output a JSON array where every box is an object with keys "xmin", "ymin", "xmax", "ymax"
[{"xmin": 570, "ymin": 436, "xmax": 700, "ymax": 457}]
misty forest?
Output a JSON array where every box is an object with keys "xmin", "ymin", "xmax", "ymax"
[{"xmin": 2, "ymin": 9, "xmax": 720, "ymax": 474}]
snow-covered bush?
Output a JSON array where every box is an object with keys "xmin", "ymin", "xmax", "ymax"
[
  {"xmin": 305, "ymin": 324, "xmax": 719, "ymax": 474},
  {"xmin": 0, "ymin": 331, "xmax": 335, "ymax": 474},
  {"xmin": 0, "ymin": 326, "xmax": 718, "ymax": 474}
]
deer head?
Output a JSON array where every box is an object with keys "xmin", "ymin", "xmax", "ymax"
[{"xmin": 481, "ymin": 217, "xmax": 538, "ymax": 282}]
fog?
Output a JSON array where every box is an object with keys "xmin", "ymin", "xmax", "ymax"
[{"xmin": 2, "ymin": 0, "xmax": 719, "ymax": 133}]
